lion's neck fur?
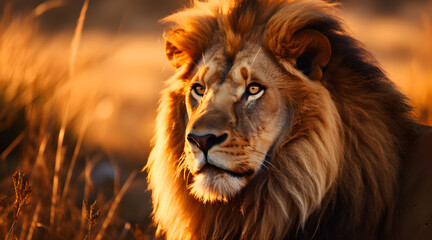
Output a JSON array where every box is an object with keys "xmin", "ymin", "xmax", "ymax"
[{"xmin": 146, "ymin": 0, "xmax": 417, "ymax": 239}]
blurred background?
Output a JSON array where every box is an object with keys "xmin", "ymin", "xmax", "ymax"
[{"xmin": 0, "ymin": 0, "xmax": 430, "ymax": 239}]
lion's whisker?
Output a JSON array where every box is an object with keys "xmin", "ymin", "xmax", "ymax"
[
  {"xmin": 246, "ymin": 145, "xmax": 273, "ymax": 158},
  {"xmin": 202, "ymin": 52, "xmax": 207, "ymax": 67},
  {"xmin": 251, "ymin": 46, "xmax": 262, "ymax": 67},
  {"xmin": 175, "ymin": 152, "xmax": 188, "ymax": 179}
]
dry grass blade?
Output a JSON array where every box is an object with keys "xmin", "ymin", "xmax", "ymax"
[
  {"xmin": 114, "ymin": 166, "xmax": 120, "ymax": 196},
  {"xmin": 0, "ymin": 132, "xmax": 24, "ymax": 161},
  {"xmin": 6, "ymin": 171, "xmax": 32, "ymax": 240},
  {"xmin": 50, "ymin": 99, "xmax": 69, "ymax": 226},
  {"xmin": 19, "ymin": 215, "xmax": 29, "ymax": 240},
  {"xmin": 13, "ymin": 171, "xmax": 32, "ymax": 219},
  {"xmin": 33, "ymin": 136, "xmax": 48, "ymax": 174},
  {"xmin": 78, "ymin": 158, "xmax": 93, "ymax": 240},
  {"xmin": 33, "ymin": 0, "xmax": 65, "ymax": 17},
  {"xmin": 61, "ymin": 114, "xmax": 89, "ymax": 203},
  {"xmin": 69, "ymin": 0, "xmax": 90, "ymax": 78},
  {"xmin": 95, "ymin": 171, "xmax": 138, "ymax": 240},
  {"xmin": 26, "ymin": 201, "xmax": 41, "ymax": 240},
  {"xmin": 83, "ymin": 200, "xmax": 101, "ymax": 240},
  {"xmin": 118, "ymin": 222, "xmax": 131, "ymax": 240}
]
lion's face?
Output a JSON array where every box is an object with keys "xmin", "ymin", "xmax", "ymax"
[{"xmin": 183, "ymin": 43, "xmax": 289, "ymax": 202}]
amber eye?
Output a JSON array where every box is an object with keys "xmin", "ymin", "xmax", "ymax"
[
  {"xmin": 247, "ymin": 83, "xmax": 263, "ymax": 95},
  {"xmin": 192, "ymin": 84, "xmax": 205, "ymax": 96}
]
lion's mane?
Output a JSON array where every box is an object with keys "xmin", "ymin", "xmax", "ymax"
[{"xmin": 146, "ymin": 0, "xmax": 416, "ymax": 239}]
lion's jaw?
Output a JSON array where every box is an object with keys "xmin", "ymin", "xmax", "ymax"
[{"xmin": 183, "ymin": 44, "xmax": 287, "ymax": 203}]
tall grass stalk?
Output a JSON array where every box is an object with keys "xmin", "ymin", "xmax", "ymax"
[
  {"xmin": 6, "ymin": 171, "xmax": 32, "ymax": 240},
  {"xmin": 61, "ymin": 113, "xmax": 89, "ymax": 204},
  {"xmin": 95, "ymin": 171, "xmax": 138, "ymax": 240},
  {"xmin": 26, "ymin": 201, "xmax": 41, "ymax": 240},
  {"xmin": 78, "ymin": 158, "xmax": 94, "ymax": 240},
  {"xmin": 69, "ymin": 0, "xmax": 90, "ymax": 78},
  {"xmin": 83, "ymin": 200, "xmax": 100, "ymax": 240},
  {"xmin": 33, "ymin": 136, "xmax": 48, "ymax": 178},
  {"xmin": 19, "ymin": 217, "xmax": 29, "ymax": 240},
  {"xmin": 50, "ymin": 98, "xmax": 69, "ymax": 226},
  {"xmin": 0, "ymin": 132, "xmax": 24, "ymax": 160},
  {"xmin": 33, "ymin": 0, "xmax": 65, "ymax": 17},
  {"xmin": 119, "ymin": 222, "xmax": 131, "ymax": 240}
]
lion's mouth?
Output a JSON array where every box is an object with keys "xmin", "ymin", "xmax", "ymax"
[{"xmin": 195, "ymin": 163, "xmax": 254, "ymax": 178}]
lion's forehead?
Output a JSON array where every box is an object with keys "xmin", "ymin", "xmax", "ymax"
[{"xmin": 199, "ymin": 44, "xmax": 270, "ymax": 98}]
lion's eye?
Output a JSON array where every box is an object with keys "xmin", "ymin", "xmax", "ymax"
[
  {"xmin": 246, "ymin": 83, "xmax": 263, "ymax": 95},
  {"xmin": 192, "ymin": 84, "xmax": 205, "ymax": 96}
]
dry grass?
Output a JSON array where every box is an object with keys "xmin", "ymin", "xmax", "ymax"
[
  {"xmin": 83, "ymin": 200, "xmax": 101, "ymax": 240},
  {"xmin": 0, "ymin": 10, "xmax": 154, "ymax": 240},
  {"xmin": 5, "ymin": 171, "xmax": 32, "ymax": 240}
]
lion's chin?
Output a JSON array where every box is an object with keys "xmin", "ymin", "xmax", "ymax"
[{"xmin": 189, "ymin": 168, "xmax": 248, "ymax": 203}]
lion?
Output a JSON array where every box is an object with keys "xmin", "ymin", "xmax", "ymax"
[{"xmin": 145, "ymin": 0, "xmax": 432, "ymax": 239}]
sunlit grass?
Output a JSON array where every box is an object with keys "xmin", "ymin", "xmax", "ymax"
[{"xmin": 0, "ymin": 10, "xmax": 153, "ymax": 240}]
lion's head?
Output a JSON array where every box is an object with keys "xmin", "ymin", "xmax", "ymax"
[
  {"xmin": 146, "ymin": 0, "xmax": 415, "ymax": 239},
  {"xmin": 182, "ymin": 37, "xmax": 340, "ymax": 204}
]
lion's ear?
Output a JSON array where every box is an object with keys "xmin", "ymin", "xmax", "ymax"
[
  {"xmin": 290, "ymin": 30, "xmax": 331, "ymax": 81},
  {"xmin": 164, "ymin": 28, "xmax": 195, "ymax": 69},
  {"xmin": 165, "ymin": 40, "xmax": 186, "ymax": 69}
]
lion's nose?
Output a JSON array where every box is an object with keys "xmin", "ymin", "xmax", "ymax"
[{"xmin": 187, "ymin": 133, "xmax": 228, "ymax": 154}]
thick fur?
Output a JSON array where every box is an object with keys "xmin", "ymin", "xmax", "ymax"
[{"xmin": 146, "ymin": 0, "xmax": 418, "ymax": 239}]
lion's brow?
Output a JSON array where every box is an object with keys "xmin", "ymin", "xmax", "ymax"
[
  {"xmin": 205, "ymin": 58, "xmax": 234, "ymax": 86},
  {"xmin": 218, "ymin": 57, "xmax": 234, "ymax": 86}
]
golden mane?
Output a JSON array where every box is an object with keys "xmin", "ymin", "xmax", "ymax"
[{"xmin": 146, "ymin": 0, "xmax": 416, "ymax": 239}]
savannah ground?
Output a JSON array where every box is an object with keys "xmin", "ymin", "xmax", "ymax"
[{"xmin": 0, "ymin": 0, "xmax": 431, "ymax": 239}]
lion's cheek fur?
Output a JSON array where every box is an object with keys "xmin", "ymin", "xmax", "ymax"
[{"xmin": 274, "ymin": 81, "xmax": 343, "ymax": 224}]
